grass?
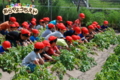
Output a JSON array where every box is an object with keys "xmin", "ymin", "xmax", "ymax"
[{"xmin": 89, "ymin": 0, "xmax": 120, "ymax": 8}]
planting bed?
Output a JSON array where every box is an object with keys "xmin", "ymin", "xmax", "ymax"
[{"xmin": 0, "ymin": 28, "xmax": 120, "ymax": 80}]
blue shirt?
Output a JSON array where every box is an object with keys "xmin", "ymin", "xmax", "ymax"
[
  {"xmin": 46, "ymin": 20, "xmax": 57, "ymax": 29},
  {"xmin": 64, "ymin": 30, "xmax": 75, "ymax": 37},
  {"xmin": 79, "ymin": 34, "xmax": 85, "ymax": 41},
  {"xmin": 0, "ymin": 46, "xmax": 5, "ymax": 54},
  {"xmin": 30, "ymin": 36, "xmax": 39, "ymax": 42},
  {"xmin": 101, "ymin": 25, "xmax": 108, "ymax": 30}
]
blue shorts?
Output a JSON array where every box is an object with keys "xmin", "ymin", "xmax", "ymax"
[
  {"xmin": 0, "ymin": 30, "xmax": 8, "ymax": 35},
  {"xmin": 27, "ymin": 64, "xmax": 36, "ymax": 72}
]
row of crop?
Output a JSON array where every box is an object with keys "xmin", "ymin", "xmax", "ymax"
[
  {"xmin": 95, "ymin": 44, "xmax": 120, "ymax": 80},
  {"xmin": 0, "ymin": 28, "xmax": 118, "ymax": 80}
]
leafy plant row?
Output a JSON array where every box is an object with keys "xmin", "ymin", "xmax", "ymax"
[{"xmin": 95, "ymin": 45, "xmax": 120, "ymax": 80}]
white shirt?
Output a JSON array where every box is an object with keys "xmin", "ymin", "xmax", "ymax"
[
  {"xmin": 22, "ymin": 51, "xmax": 41, "ymax": 66},
  {"xmin": 41, "ymin": 29, "xmax": 52, "ymax": 37},
  {"xmin": 45, "ymin": 31, "xmax": 64, "ymax": 40},
  {"xmin": 35, "ymin": 25, "xmax": 43, "ymax": 29}
]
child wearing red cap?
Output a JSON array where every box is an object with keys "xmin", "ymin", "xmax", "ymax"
[
  {"xmin": 22, "ymin": 42, "xmax": 45, "ymax": 72},
  {"xmin": 35, "ymin": 19, "xmax": 45, "ymax": 29},
  {"xmin": 41, "ymin": 23, "xmax": 55, "ymax": 37},
  {"xmin": 0, "ymin": 41, "xmax": 11, "ymax": 54},
  {"xmin": 74, "ymin": 13, "xmax": 85, "ymax": 27},
  {"xmin": 64, "ymin": 27, "xmax": 81, "ymax": 37},
  {"xmin": 43, "ymin": 17, "xmax": 50, "ymax": 28},
  {"xmin": 45, "ymin": 23, "xmax": 66, "ymax": 40},
  {"xmin": 41, "ymin": 40, "xmax": 54, "ymax": 61},
  {"xmin": 66, "ymin": 21, "xmax": 73, "ymax": 31},
  {"xmin": 49, "ymin": 16, "xmax": 63, "ymax": 25},
  {"xmin": 9, "ymin": 24, "xmax": 17, "ymax": 32},
  {"xmin": 79, "ymin": 27, "xmax": 89, "ymax": 43},
  {"xmin": 30, "ymin": 29, "xmax": 40, "ymax": 42},
  {"xmin": 101, "ymin": 20, "xmax": 109, "ymax": 31},
  {"xmin": 47, "ymin": 36, "xmax": 60, "ymax": 56},
  {"xmin": 0, "ymin": 17, "xmax": 16, "ymax": 35},
  {"xmin": 5, "ymin": 29, "xmax": 32, "ymax": 47}
]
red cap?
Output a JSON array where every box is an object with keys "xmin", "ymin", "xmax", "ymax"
[
  {"xmin": 34, "ymin": 42, "xmax": 45, "ymax": 49},
  {"xmin": 66, "ymin": 36, "xmax": 73, "ymax": 42},
  {"xmin": 43, "ymin": 17, "xmax": 50, "ymax": 21},
  {"xmin": 92, "ymin": 21, "xmax": 98, "ymax": 25},
  {"xmin": 39, "ymin": 19, "xmax": 44, "ymax": 22},
  {"xmin": 31, "ymin": 18, "xmax": 37, "ymax": 22},
  {"xmin": 92, "ymin": 24, "xmax": 97, "ymax": 28},
  {"xmin": 49, "ymin": 36, "xmax": 57, "ymax": 41},
  {"xmin": 57, "ymin": 23, "xmax": 66, "ymax": 30},
  {"xmin": 32, "ymin": 29, "xmax": 39, "ymax": 34},
  {"xmin": 21, "ymin": 29, "xmax": 31, "ymax": 36},
  {"xmin": 22, "ymin": 23, "xmax": 29, "ymax": 29},
  {"xmin": 23, "ymin": 21, "xmax": 29, "ymax": 25},
  {"xmin": 48, "ymin": 24, "xmax": 55, "ymax": 28},
  {"xmin": 74, "ymin": 27, "xmax": 81, "ymax": 34},
  {"xmin": 104, "ymin": 20, "xmax": 109, "ymax": 25},
  {"xmin": 42, "ymin": 40, "xmax": 51, "ymax": 47},
  {"xmin": 56, "ymin": 16, "xmax": 63, "ymax": 21},
  {"xmin": 97, "ymin": 25, "xmax": 101, "ymax": 29},
  {"xmin": 88, "ymin": 25, "xmax": 95, "ymax": 30},
  {"xmin": 14, "ymin": 22, "xmax": 20, "ymax": 27},
  {"xmin": 10, "ymin": 24, "xmax": 16, "ymax": 27},
  {"xmin": 31, "ymin": 21, "xmax": 36, "ymax": 25},
  {"xmin": 81, "ymin": 27, "xmax": 89, "ymax": 34},
  {"xmin": 9, "ymin": 17, "xmax": 16, "ymax": 22},
  {"xmin": 2, "ymin": 41, "xmax": 11, "ymax": 48},
  {"xmin": 71, "ymin": 35, "xmax": 80, "ymax": 41},
  {"xmin": 66, "ymin": 21, "xmax": 73, "ymax": 26},
  {"xmin": 79, "ymin": 13, "xmax": 85, "ymax": 19}
]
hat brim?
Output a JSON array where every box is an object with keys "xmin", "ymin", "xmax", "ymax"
[{"xmin": 81, "ymin": 16, "xmax": 85, "ymax": 19}]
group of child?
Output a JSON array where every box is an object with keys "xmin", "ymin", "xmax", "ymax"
[{"xmin": 0, "ymin": 13, "xmax": 109, "ymax": 72}]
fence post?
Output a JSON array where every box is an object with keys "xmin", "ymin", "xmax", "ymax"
[
  {"xmin": 2, "ymin": 0, "xmax": 5, "ymax": 22},
  {"xmin": 50, "ymin": 0, "xmax": 52, "ymax": 20},
  {"xmin": 87, "ymin": 0, "xmax": 89, "ymax": 8},
  {"xmin": 48, "ymin": 0, "xmax": 50, "ymax": 10}
]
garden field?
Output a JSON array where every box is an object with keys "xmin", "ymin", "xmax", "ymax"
[{"xmin": 0, "ymin": 28, "xmax": 120, "ymax": 80}]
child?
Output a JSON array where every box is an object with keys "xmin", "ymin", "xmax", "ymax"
[
  {"xmin": 66, "ymin": 21, "xmax": 73, "ymax": 31},
  {"xmin": 47, "ymin": 36, "xmax": 60, "ymax": 56},
  {"xmin": 43, "ymin": 17, "xmax": 50, "ymax": 27},
  {"xmin": 22, "ymin": 42, "xmax": 45, "ymax": 72},
  {"xmin": 0, "ymin": 17, "xmax": 16, "ymax": 35},
  {"xmin": 0, "ymin": 41, "xmax": 11, "ymax": 54},
  {"xmin": 79, "ymin": 27, "xmax": 89, "ymax": 43},
  {"xmin": 64, "ymin": 26, "xmax": 81, "ymax": 37},
  {"xmin": 73, "ymin": 13, "xmax": 85, "ymax": 27},
  {"xmin": 29, "ymin": 21, "xmax": 36, "ymax": 31},
  {"xmin": 9, "ymin": 24, "xmax": 17, "ymax": 32},
  {"xmin": 30, "ymin": 29, "xmax": 40, "ymax": 42},
  {"xmin": 101, "ymin": 20, "xmax": 109, "ymax": 31},
  {"xmin": 45, "ymin": 23, "xmax": 66, "ymax": 40},
  {"xmin": 42, "ymin": 40, "xmax": 54, "ymax": 61},
  {"xmin": 41, "ymin": 23, "xmax": 55, "ymax": 37},
  {"xmin": 35, "ymin": 19, "xmax": 45, "ymax": 29},
  {"xmin": 6, "ymin": 29, "xmax": 32, "ymax": 47}
]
